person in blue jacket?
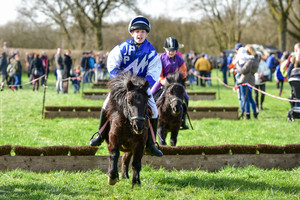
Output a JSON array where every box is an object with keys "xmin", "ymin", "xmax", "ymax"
[{"xmin": 90, "ymin": 16, "xmax": 163, "ymax": 157}]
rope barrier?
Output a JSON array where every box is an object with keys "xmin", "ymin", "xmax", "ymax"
[
  {"xmin": 2, "ymin": 70, "xmax": 300, "ymax": 103},
  {"xmin": 6, "ymin": 74, "xmax": 46, "ymax": 90},
  {"xmin": 192, "ymin": 72, "xmax": 300, "ymax": 103},
  {"xmin": 3, "ymin": 68, "xmax": 92, "ymax": 90}
]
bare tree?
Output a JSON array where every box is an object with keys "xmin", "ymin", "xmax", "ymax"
[
  {"xmin": 19, "ymin": 0, "xmax": 76, "ymax": 49},
  {"xmin": 189, "ymin": 0, "xmax": 260, "ymax": 51},
  {"xmin": 72, "ymin": 0, "xmax": 140, "ymax": 50},
  {"xmin": 287, "ymin": 0, "xmax": 300, "ymax": 41},
  {"xmin": 19, "ymin": 0, "xmax": 139, "ymax": 50},
  {"xmin": 266, "ymin": 0, "xmax": 294, "ymax": 51}
]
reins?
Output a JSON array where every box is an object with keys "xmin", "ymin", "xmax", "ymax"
[{"xmin": 90, "ymin": 119, "xmax": 109, "ymax": 141}]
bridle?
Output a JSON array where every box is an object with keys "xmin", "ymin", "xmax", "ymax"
[
  {"xmin": 169, "ymin": 97, "xmax": 183, "ymax": 106},
  {"xmin": 166, "ymin": 83, "xmax": 184, "ymax": 107},
  {"xmin": 125, "ymin": 97, "xmax": 147, "ymax": 126}
]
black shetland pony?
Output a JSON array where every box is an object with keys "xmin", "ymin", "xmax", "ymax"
[
  {"xmin": 105, "ymin": 72, "xmax": 150, "ymax": 187},
  {"xmin": 156, "ymin": 72, "xmax": 186, "ymax": 146}
]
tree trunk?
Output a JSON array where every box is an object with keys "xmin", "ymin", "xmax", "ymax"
[
  {"xmin": 279, "ymin": 16, "xmax": 287, "ymax": 51},
  {"xmin": 95, "ymin": 26, "xmax": 103, "ymax": 50}
]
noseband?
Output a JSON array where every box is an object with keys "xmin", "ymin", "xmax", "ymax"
[
  {"xmin": 167, "ymin": 83, "xmax": 184, "ymax": 107},
  {"xmin": 169, "ymin": 97, "xmax": 183, "ymax": 105},
  {"xmin": 125, "ymin": 98, "xmax": 146, "ymax": 126}
]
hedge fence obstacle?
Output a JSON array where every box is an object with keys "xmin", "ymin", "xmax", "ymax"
[
  {"xmin": 83, "ymin": 91, "xmax": 216, "ymax": 101},
  {"xmin": 1, "ymin": 144, "xmax": 300, "ymax": 172},
  {"xmin": 44, "ymin": 106, "xmax": 238, "ymax": 120}
]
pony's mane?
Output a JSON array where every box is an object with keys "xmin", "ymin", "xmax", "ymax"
[
  {"xmin": 107, "ymin": 72, "xmax": 147, "ymax": 115},
  {"xmin": 165, "ymin": 71, "xmax": 185, "ymax": 86},
  {"xmin": 156, "ymin": 71, "xmax": 185, "ymax": 108}
]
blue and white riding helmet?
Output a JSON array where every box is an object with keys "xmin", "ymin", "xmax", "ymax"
[{"xmin": 128, "ymin": 16, "xmax": 151, "ymax": 33}]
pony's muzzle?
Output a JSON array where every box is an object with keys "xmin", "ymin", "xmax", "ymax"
[
  {"xmin": 133, "ymin": 121, "xmax": 145, "ymax": 134},
  {"xmin": 172, "ymin": 105, "xmax": 181, "ymax": 115},
  {"xmin": 131, "ymin": 117, "xmax": 146, "ymax": 134}
]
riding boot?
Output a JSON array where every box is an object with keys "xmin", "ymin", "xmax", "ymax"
[
  {"xmin": 90, "ymin": 109, "xmax": 109, "ymax": 146},
  {"xmin": 145, "ymin": 118, "xmax": 163, "ymax": 157},
  {"xmin": 181, "ymin": 114, "xmax": 189, "ymax": 130},
  {"xmin": 181, "ymin": 100, "xmax": 189, "ymax": 130}
]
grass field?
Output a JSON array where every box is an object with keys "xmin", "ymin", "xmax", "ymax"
[{"xmin": 1, "ymin": 71, "xmax": 300, "ymax": 199}]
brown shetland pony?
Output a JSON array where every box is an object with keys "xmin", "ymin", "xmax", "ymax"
[
  {"xmin": 156, "ymin": 72, "xmax": 185, "ymax": 146},
  {"xmin": 105, "ymin": 72, "xmax": 150, "ymax": 187}
]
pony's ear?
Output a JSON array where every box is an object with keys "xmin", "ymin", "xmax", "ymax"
[
  {"xmin": 127, "ymin": 80, "xmax": 134, "ymax": 91},
  {"xmin": 143, "ymin": 80, "xmax": 149, "ymax": 91}
]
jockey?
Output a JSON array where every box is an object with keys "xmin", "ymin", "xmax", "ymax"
[
  {"xmin": 151, "ymin": 37, "xmax": 190, "ymax": 129},
  {"xmin": 90, "ymin": 16, "xmax": 163, "ymax": 157}
]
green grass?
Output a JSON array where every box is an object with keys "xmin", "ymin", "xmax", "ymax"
[{"xmin": 1, "ymin": 71, "xmax": 300, "ymax": 199}]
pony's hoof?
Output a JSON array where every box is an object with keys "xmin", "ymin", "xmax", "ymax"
[{"xmin": 108, "ymin": 177, "xmax": 119, "ymax": 185}]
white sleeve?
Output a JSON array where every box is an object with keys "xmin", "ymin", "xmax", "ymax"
[
  {"xmin": 107, "ymin": 45, "xmax": 123, "ymax": 78},
  {"xmin": 146, "ymin": 51, "xmax": 162, "ymax": 83}
]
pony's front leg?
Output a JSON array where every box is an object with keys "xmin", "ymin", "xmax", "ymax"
[
  {"xmin": 108, "ymin": 133, "xmax": 120, "ymax": 185},
  {"xmin": 122, "ymin": 152, "xmax": 132, "ymax": 179},
  {"xmin": 170, "ymin": 129, "xmax": 179, "ymax": 146},
  {"xmin": 157, "ymin": 122, "xmax": 166, "ymax": 145},
  {"xmin": 131, "ymin": 148, "xmax": 144, "ymax": 187}
]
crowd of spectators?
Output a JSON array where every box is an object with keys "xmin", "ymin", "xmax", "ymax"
[{"xmin": 0, "ymin": 42, "xmax": 109, "ymax": 93}]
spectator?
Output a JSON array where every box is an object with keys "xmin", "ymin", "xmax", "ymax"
[
  {"xmin": 0, "ymin": 52, "xmax": 8, "ymax": 90},
  {"xmin": 220, "ymin": 51, "xmax": 228, "ymax": 85},
  {"xmin": 186, "ymin": 51, "xmax": 196, "ymax": 85},
  {"xmin": 6, "ymin": 57, "xmax": 17, "ymax": 90},
  {"xmin": 230, "ymin": 43, "xmax": 243, "ymax": 83},
  {"xmin": 62, "ymin": 49, "xmax": 72, "ymax": 94},
  {"xmin": 2, "ymin": 42, "xmax": 9, "ymax": 53},
  {"xmin": 55, "ymin": 48, "xmax": 64, "ymax": 94},
  {"xmin": 194, "ymin": 53, "xmax": 211, "ymax": 86},
  {"xmin": 275, "ymin": 53, "xmax": 289, "ymax": 96},
  {"xmin": 266, "ymin": 53, "xmax": 278, "ymax": 82},
  {"xmin": 94, "ymin": 54, "xmax": 101, "ymax": 83},
  {"xmin": 14, "ymin": 54, "xmax": 22, "ymax": 90},
  {"xmin": 40, "ymin": 51, "xmax": 50, "ymax": 86},
  {"xmin": 287, "ymin": 43, "xmax": 300, "ymax": 79},
  {"xmin": 80, "ymin": 52, "xmax": 90, "ymax": 83},
  {"xmin": 99, "ymin": 53, "xmax": 108, "ymax": 80},
  {"xmin": 235, "ymin": 45, "xmax": 259, "ymax": 119},
  {"xmin": 254, "ymin": 53, "xmax": 270, "ymax": 110},
  {"xmin": 230, "ymin": 43, "xmax": 244, "ymax": 107},
  {"xmin": 227, "ymin": 53, "xmax": 233, "ymax": 77},
  {"xmin": 29, "ymin": 53, "xmax": 44, "ymax": 91},
  {"xmin": 88, "ymin": 51, "xmax": 95, "ymax": 82},
  {"xmin": 26, "ymin": 52, "xmax": 34, "ymax": 81},
  {"xmin": 205, "ymin": 54, "xmax": 213, "ymax": 87},
  {"xmin": 71, "ymin": 66, "xmax": 81, "ymax": 94}
]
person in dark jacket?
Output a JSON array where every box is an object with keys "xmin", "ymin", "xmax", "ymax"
[
  {"xmin": 30, "ymin": 53, "xmax": 44, "ymax": 91},
  {"xmin": 62, "ymin": 50, "xmax": 72, "ymax": 94},
  {"xmin": 220, "ymin": 51, "xmax": 228, "ymax": 85},
  {"xmin": 0, "ymin": 52, "xmax": 8, "ymax": 90},
  {"xmin": 13, "ymin": 54, "xmax": 22, "ymax": 90},
  {"xmin": 40, "ymin": 51, "xmax": 50, "ymax": 86},
  {"xmin": 55, "ymin": 48, "xmax": 64, "ymax": 94}
]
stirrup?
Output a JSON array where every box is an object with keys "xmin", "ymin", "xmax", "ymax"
[
  {"xmin": 90, "ymin": 131, "xmax": 99, "ymax": 141},
  {"xmin": 155, "ymin": 141, "xmax": 160, "ymax": 150}
]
